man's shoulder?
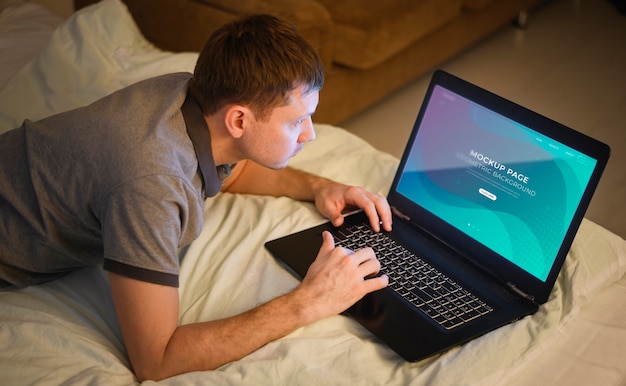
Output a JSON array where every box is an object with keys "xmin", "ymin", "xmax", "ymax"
[
  {"xmin": 106, "ymin": 72, "xmax": 193, "ymax": 105},
  {"xmin": 128, "ymin": 72, "xmax": 193, "ymax": 91}
]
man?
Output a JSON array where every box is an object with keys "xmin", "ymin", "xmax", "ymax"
[{"xmin": 0, "ymin": 14, "xmax": 391, "ymax": 380}]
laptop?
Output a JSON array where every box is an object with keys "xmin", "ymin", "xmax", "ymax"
[{"xmin": 265, "ymin": 70, "xmax": 610, "ymax": 362}]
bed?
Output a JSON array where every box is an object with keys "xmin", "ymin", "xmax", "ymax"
[{"xmin": 1, "ymin": 0, "xmax": 625, "ymax": 384}]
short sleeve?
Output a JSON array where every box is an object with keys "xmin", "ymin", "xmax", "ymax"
[{"xmin": 100, "ymin": 175, "xmax": 203, "ymax": 287}]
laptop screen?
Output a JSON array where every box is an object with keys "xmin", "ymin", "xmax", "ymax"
[{"xmin": 396, "ymin": 84, "xmax": 597, "ymax": 282}]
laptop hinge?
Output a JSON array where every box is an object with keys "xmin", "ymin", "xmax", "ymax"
[
  {"xmin": 391, "ymin": 206, "xmax": 410, "ymax": 221},
  {"xmin": 507, "ymin": 282, "xmax": 535, "ymax": 302}
]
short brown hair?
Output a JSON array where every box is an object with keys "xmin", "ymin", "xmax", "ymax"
[{"xmin": 190, "ymin": 14, "xmax": 325, "ymax": 121}]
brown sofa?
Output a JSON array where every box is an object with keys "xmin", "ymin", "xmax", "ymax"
[{"xmin": 76, "ymin": 0, "xmax": 547, "ymax": 124}]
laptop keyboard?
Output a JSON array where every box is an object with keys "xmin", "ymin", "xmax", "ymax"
[{"xmin": 334, "ymin": 224, "xmax": 493, "ymax": 330}]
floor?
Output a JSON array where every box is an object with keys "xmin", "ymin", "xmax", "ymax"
[{"xmin": 342, "ymin": 0, "xmax": 626, "ymax": 239}]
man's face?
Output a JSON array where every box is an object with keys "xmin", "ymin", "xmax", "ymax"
[{"xmin": 239, "ymin": 85, "xmax": 319, "ymax": 169}]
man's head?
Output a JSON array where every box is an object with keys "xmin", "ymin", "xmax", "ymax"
[{"xmin": 190, "ymin": 14, "xmax": 325, "ymax": 121}]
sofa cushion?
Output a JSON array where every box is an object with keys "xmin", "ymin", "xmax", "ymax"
[
  {"xmin": 316, "ymin": 0, "xmax": 461, "ymax": 70},
  {"xmin": 193, "ymin": 0, "xmax": 334, "ymax": 69}
]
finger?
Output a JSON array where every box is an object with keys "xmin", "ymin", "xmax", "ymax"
[
  {"xmin": 363, "ymin": 274, "xmax": 389, "ymax": 293},
  {"xmin": 320, "ymin": 230, "xmax": 336, "ymax": 252},
  {"xmin": 330, "ymin": 214, "xmax": 345, "ymax": 228},
  {"xmin": 365, "ymin": 192, "xmax": 392, "ymax": 231},
  {"xmin": 374, "ymin": 195, "xmax": 393, "ymax": 232},
  {"xmin": 348, "ymin": 192, "xmax": 381, "ymax": 232},
  {"xmin": 351, "ymin": 247, "xmax": 378, "ymax": 268},
  {"xmin": 363, "ymin": 206, "xmax": 381, "ymax": 232},
  {"xmin": 357, "ymin": 256, "xmax": 382, "ymax": 278},
  {"xmin": 364, "ymin": 192, "xmax": 393, "ymax": 232}
]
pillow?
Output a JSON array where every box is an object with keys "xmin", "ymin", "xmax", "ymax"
[
  {"xmin": 0, "ymin": 0, "xmax": 199, "ymax": 133},
  {"xmin": 0, "ymin": 0, "xmax": 64, "ymax": 86}
]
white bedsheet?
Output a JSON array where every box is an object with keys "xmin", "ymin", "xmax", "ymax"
[{"xmin": 1, "ymin": 1, "xmax": 625, "ymax": 384}]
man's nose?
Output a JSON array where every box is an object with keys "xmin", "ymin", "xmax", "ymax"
[{"xmin": 298, "ymin": 118, "xmax": 316, "ymax": 143}]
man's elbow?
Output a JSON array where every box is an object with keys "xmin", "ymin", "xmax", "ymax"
[
  {"xmin": 131, "ymin": 357, "xmax": 175, "ymax": 382},
  {"xmin": 133, "ymin": 363, "xmax": 168, "ymax": 383},
  {"xmin": 131, "ymin": 356, "xmax": 222, "ymax": 381}
]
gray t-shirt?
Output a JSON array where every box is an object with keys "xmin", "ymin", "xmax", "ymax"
[{"xmin": 0, "ymin": 73, "xmax": 223, "ymax": 287}]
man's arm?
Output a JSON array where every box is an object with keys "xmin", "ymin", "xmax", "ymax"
[
  {"xmin": 109, "ymin": 231, "xmax": 387, "ymax": 381},
  {"xmin": 222, "ymin": 160, "xmax": 392, "ymax": 232}
]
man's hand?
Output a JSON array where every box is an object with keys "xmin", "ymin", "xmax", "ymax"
[
  {"xmin": 296, "ymin": 231, "xmax": 389, "ymax": 321},
  {"xmin": 312, "ymin": 179, "xmax": 392, "ymax": 233}
]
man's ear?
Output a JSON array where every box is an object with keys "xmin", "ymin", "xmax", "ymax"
[{"xmin": 224, "ymin": 105, "xmax": 253, "ymax": 139}]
